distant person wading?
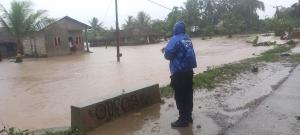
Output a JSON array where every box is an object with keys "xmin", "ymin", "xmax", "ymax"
[{"xmin": 162, "ymin": 21, "xmax": 197, "ymax": 127}]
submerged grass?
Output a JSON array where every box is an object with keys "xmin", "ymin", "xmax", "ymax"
[{"xmin": 160, "ymin": 41, "xmax": 299, "ymax": 97}]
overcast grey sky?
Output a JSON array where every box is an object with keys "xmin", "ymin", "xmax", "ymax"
[{"xmin": 1, "ymin": 0, "xmax": 299, "ymax": 28}]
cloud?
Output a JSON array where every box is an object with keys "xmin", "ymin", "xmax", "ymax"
[{"xmin": 1, "ymin": 0, "xmax": 298, "ymax": 27}]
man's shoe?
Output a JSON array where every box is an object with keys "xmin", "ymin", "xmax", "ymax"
[{"xmin": 171, "ymin": 119, "xmax": 189, "ymax": 128}]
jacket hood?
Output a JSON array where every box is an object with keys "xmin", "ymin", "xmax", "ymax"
[{"xmin": 173, "ymin": 21, "xmax": 186, "ymax": 35}]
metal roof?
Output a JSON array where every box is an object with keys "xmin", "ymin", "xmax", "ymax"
[{"xmin": 39, "ymin": 16, "xmax": 92, "ymax": 31}]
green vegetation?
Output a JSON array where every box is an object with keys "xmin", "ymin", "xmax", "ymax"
[
  {"xmin": 0, "ymin": 1, "xmax": 54, "ymax": 62},
  {"xmin": 160, "ymin": 40, "xmax": 298, "ymax": 97},
  {"xmin": 193, "ymin": 62, "xmax": 250, "ymax": 90},
  {"xmin": 89, "ymin": 0, "xmax": 300, "ymax": 41},
  {"xmin": 270, "ymin": 2, "xmax": 300, "ymax": 36},
  {"xmin": 88, "ymin": 17, "xmax": 106, "ymax": 40},
  {"xmin": 0, "ymin": 127, "xmax": 32, "ymax": 135},
  {"xmin": 0, "ymin": 127, "xmax": 82, "ymax": 135},
  {"xmin": 91, "ymin": 0, "xmax": 270, "ymax": 38},
  {"xmin": 40, "ymin": 128, "xmax": 82, "ymax": 135}
]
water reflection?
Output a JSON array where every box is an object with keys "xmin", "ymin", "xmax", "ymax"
[
  {"xmin": 175, "ymin": 126, "xmax": 195, "ymax": 135},
  {"xmin": 87, "ymin": 104, "xmax": 161, "ymax": 135}
]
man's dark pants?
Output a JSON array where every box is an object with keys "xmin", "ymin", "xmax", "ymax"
[{"xmin": 170, "ymin": 70, "xmax": 194, "ymax": 121}]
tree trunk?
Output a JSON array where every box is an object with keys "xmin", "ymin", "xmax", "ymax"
[
  {"xmin": 15, "ymin": 39, "xmax": 23, "ymax": 63},
  {"xmin": 30, "ymin": 39, "xmax": 33, "ymax": 55},
  {"xmin": 33, "ymin": 37, "xmax": 38, "ymax": 58},
  {"xmin": 85, "ymin": 28, "xmax": 90, "ymax": 52}
]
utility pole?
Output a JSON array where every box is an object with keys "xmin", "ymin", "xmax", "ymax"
[{"xmin": 115, "ymin": 0, "xmax": 121, "ymax": 62}]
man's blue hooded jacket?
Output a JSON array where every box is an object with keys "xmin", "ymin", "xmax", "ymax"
[{"xmin": 164, "ymin": 21, "xmax": 197, "ymax": 75}]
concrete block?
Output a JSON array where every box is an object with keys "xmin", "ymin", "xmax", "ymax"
[{"xmin": 71, "ymin": 84, "xmax": 160, "ymax": 132}]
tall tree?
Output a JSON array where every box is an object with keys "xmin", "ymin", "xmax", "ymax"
[
  {"xmin": 0, "ymin": 1, "xmax": 49, "ymax": 62},
  {"xmin": 151, "ymin": 19, "xmax": 167, "ymax": 35},
  {"xmin": 200, "ymin": 0, "xmax": 218, "ymax": 36},
  {"xmin": 238, "ymin": 0, "xmax": 265, "ymax": 31},
  {"xmin": 290, "ymin": 1, "xmax": 300, "ymax": 24},
  {"xmin": 89, "ymin": 17, "xmax": 104, "ymax": 39},
  {"xmin": 221, "ymin": 13, "xmax": 245, "ymax": 38},
  {"xmin": 183, "ymin": 0, "xmax": 201, "ymax": 34},
  {"xmin": 272, "ymin": 7, "xmax": 295, "ymax": 36},
  {"xmin": 136, "ymin": 11, "xmax": 151, "ymax": 26},
  {"xmin": 166, "ymin": 7, "xmax": 185, "ymax": 36},
  {"xmin": 123, "ymin": 16, "xmax": 136, "ymax": 30}
]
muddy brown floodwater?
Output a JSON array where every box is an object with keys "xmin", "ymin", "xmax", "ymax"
[{"xmin": 0, "ymin": 36, "xmax": 272, "ymax": 130}]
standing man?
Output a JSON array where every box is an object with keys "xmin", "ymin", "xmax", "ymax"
[{"xmin": 162, "ymin": 21, "xmax": 197, "ymax": 127}]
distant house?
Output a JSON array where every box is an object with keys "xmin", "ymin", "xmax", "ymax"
[
  {"xmin": 120, "ymin": 26, "xmax": 162, "ymax": 45},
  {"xmin": 90, "ymin": 26, "xmax": 162, "ymax": 47},
  {"xmin": 0, "ymin": 28, "xmax": 16, "ymax": 58},
  {"xmin": 23, "ymin": 16, "xmax": 91, "ymax": 57}
]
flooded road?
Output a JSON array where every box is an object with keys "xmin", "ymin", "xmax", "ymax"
[
  {"xmin": 0, "ymin": 36, "xmax": 271, "ymax": 129},
  {"xmin": 88, "ymin": 62, "xmax": 295, "ymax": 135}
]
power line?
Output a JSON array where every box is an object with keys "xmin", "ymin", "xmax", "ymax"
[
  {"xmin": 145, "ymin": 0, "xmax": 172, "ymax": 11},
  {"xmin": 102, "ymin": 0, "xmax": 113, "ymax": 22}
]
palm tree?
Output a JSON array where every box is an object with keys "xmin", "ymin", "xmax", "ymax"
[
  {"xmin": 0, "ymin": 1, "xmax": 49, "ymax": 62},
  {"xmin": 123, "ymin": 16, "xmax": 135, "ymax": 30},
  {"xmin": 89, "ymin": 17, "xmax": 104, "ymax": 39},
  {"xmin": 136, "ymin": 11, "xmax": 151, "ymax": 26},
  {"xmin": 239, "ymin": 0, "xmax": 265, "ymax": 31},
  {"xmin": 239, "ymin": 0, "xmax": 265, "ymax": 14}
]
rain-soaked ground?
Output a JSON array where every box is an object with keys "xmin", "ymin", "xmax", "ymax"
[
  {"xmin": 87, "ymin": 62, "xmax": 296, "ymax": 135},
  {"xmin": 0, "ymin": 36, "xmax": 280, "ymax": 130}
]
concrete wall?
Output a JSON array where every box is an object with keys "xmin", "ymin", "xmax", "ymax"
[
  {"xmin": 71, "ymin": 84, "xmax": 161, "ymax": 132},
  {"xmin": 35, "ymin": 34, "xmax": 47, "ymax": 56},
  {"xmin": 23, "ymin": 39, "xmax": 33, "ymax": 55},
  {"xmin": 23, "ymin": 34, "xmax": 47, "ymax": 57},
  {"xmin": 44, "ymin": 24, "xmax": 71, "ymax": 57},
  {"xmin": 43, "ymin": 18, "xmax": 85, "ymax": 56},
  {"xmin": 17, "ymin": 17, "xmax": 87, "ymax": 57}
]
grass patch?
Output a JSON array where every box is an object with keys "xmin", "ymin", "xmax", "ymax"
[
  {"xmin": 160, "ymin": 41, "xmax": 298, "ymax": 97},
  {"xmin": 159, "ymin": 86, "xmax": 173, "ymax": 97},
  {"xmin": 193, "ymin": 62, "xmax": 251, "ymax": 90},
  {"xmin": 41, "ymin": 128, "xmax": 82, "ymax": 135},
  {"xmin": 0, "ymin": 127, "xmax": 82, "ymax": 135},
  {"xmin": 0, "ymin": 127, "xmax": 32, "ymax": 135}
]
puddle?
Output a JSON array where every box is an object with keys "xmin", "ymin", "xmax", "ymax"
[{"xmin": 87, "ymin": 63, "xmax": 295, "ymax": 135}]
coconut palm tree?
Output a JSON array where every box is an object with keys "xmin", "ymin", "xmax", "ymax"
[
  {"xmin": 89, "ymin": 17, "xmax": 105, "ymax": 38},
  {"xmin": 136, "ymin": 11, "xmax": 151, "ymax": 26},
  {"xmin": 238, "ymin": 0, "xmax": 265, "ymax": 31},
  {"xmin": 123, "ymin": 16, "xmax": 136, "ymax": 30},
  {"xmin": 239, "ymin": 0, "xmax": 265, "ymax": 15},
  {"xmin": 0, "ymin": 1, "xmax": 48, "ymax": 62}
]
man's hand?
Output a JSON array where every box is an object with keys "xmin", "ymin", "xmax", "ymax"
[{"xmin": 161, "ymin": 47, "xmax": 165, "ymax": 54}]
